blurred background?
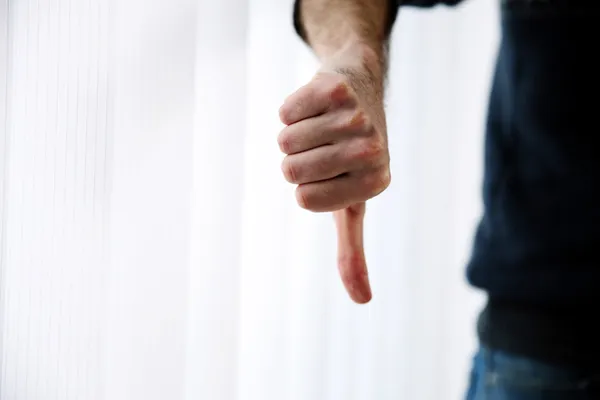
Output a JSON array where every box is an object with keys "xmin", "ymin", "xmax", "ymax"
[{"xmin": 0, "ymin": 0, "xmax": 499, "ymax": 399}]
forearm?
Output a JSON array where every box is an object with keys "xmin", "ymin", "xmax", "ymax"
[{"xmin": 294, "ymin": 0, "xmax": 394, "ymax": 84}]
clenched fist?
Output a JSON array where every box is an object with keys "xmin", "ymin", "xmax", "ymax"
[{"xmin": 278, "ymin": 67, "xmax": 391, "ymax": 304}]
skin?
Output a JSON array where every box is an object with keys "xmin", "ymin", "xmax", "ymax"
[{"xmin": 278, "ymin": 0, "xmax": 392, "ymax": 304}]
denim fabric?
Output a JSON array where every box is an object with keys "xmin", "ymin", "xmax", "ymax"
[{"xmin": 465, "ymin": 347, "xmax": 600, "ymax": 400}]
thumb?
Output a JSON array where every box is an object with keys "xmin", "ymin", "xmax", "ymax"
[{"xmin": 333, "ymin": 202, "xmax": 372, "ymax": 304}]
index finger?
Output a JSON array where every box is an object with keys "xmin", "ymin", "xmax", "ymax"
[{"xmin": 279, "ymin": 73, "xmax": 354, "ymax": 125}]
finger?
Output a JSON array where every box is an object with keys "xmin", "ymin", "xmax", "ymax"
[
  {"xmin": 295, "ymin": 173, "xmax": 362, "ymax": 212},
  {"xmin": 334, "ymin": 203, "xmax": 372, "ymax": 304},
  {"xmin": 277, "ymin": 108, "xmax": 372, "ymax": 155},
  {"xmin": 279, "ymin": 73, "xmax": 355, "ymax": 125},
  {"xmin": 295, "ymin": 169, "xmax": 387, "ymax": 212},
  {"xmin": 281, "ymin": 143, "xmax": 359, "ymax": 185}
]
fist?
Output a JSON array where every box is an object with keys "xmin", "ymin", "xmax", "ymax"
[
  {"xmin": 278, "ymin": 70, "xmax": 391, "ymax": 212},
  {"xmin": 278, "ymin": 68, "xmax": 391, "ymax": 304}
]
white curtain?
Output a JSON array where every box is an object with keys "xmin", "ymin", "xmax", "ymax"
[{"xmin": 0, "ymin": 0, "xmax": 499, "ymax": 399}]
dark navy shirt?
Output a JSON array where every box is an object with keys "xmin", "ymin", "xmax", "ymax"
[
  {"xmin": 394, "ymin": 0, "xmax": 600, "ymax": 306},
  {"xmin": 294, "ymin": 0, "xmax": 600, "ymax": 364}
]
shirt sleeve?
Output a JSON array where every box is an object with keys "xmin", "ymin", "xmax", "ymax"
[{"xmin": 294, "ymin": 0, "xmax": 465, "ymax": 42}]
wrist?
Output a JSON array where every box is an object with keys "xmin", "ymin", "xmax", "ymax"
[{"xmin": 322, "ymin": 42, "xmax": 386, "ymax": 88}]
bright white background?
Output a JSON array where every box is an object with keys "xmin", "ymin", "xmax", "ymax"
[{"xmin": 0, "ymin": 0, "xmax": 498, "ymax": 399}]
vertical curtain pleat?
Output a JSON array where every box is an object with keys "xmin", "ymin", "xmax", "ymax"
[
  {"xmin": 0, "ymin": 0, "xmax": 110, "ymax": 398},
  {"xmin": 184, "ymin": 1, "xmax": 247, "ymax": 400},
  {"xmin": 0, "ymin": 0, "xmax": 10, "ymax": 394},
  {"xmin": 105, "ymin": 0, "xmax": 196, "ymax": 399}
]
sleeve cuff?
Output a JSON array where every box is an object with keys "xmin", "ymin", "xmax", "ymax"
[
  {"xmin": 292, "ymin": 0, "xmax": 463, "ymax": 43},
  {"xmin": 293, "ymin": 0, "xmax": 307, "ymax": 42},
  {"xmin": 397, "ymin": 0, "xmax": 464, "ymax": 7},
  {"xmin": 293, "ymin": 0, "xmax": 401, "ymax": 43}
]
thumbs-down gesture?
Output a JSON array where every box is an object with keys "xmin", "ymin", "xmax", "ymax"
[{"xmin": 278, "ymin": 65, "xmax": 390, "ymax": 304}]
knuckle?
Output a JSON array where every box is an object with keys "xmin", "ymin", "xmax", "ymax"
[
  {"xmin": 359, "ymin": 173, "xmax": 375, "ymax": 191},
  {"xmin": 281, "ymin": 158, "xmax": 297, "ymax": 183},
  {"xmin": 298, "ymin": 87, "xmax": 314, "ymax": 105},
  {"xmin": 361, "ymin": 168, "xmax": 391, "ymax": 197},
  {"xmin": 277, "ymin": 131, "xmax": 292, "ymax": 154},
  {"xmin": 347, "ymin": 109, "xmax": 372, "ymax": 132},
  {"xmin": 302, "ymin": 80, "xmax": 323, "ymax": 102},
  {"xmin": 291, "ymin": 98, "xmax": 305, "ymax": 118},
  {"xmin": 379, "ymin": 168, "xmax": 392, "ymax": 192},
  {"xmin": 355, "ymin": 137, "xmax": 386, "ymax": 163},
  {"xmin": 281, "ymin": 93, "xmax": 310, "ymax": 123},
  {"xmin": 295, "ymin": 186, "xmax": 310, "ymax": 210},
  {"xmin": 329, "ymin": 79, "xmax": 353, "ymax": 105},
  {"xmin": 279, "ymin": 104, "xmax": 291, "ymax": 124}
]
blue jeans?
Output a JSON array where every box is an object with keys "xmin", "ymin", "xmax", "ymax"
[{"xmin": 465, "ymin": 347, "xmax": 600, "ymax": 400}]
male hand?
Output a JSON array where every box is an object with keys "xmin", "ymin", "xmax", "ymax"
[{"xmin": 278, "ymin": 64, "xmax": 391, "ymax": 304}]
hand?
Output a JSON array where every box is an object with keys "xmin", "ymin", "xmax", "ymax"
[{"xmin": 278, "ymin": 66, "xmax": 391, "ymax": 304}]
